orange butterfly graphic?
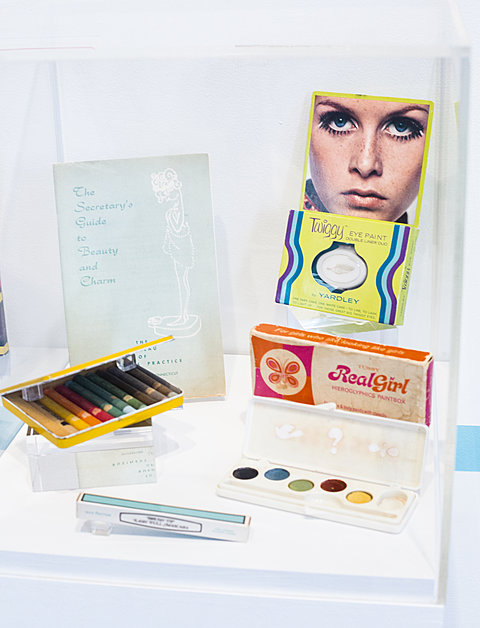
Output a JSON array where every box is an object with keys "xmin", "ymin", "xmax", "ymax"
[{"xmin": 265, "ymin": 357, "xmax": 301, "ymax": 389}]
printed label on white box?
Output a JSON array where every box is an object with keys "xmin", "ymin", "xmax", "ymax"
[{"xmin": 75, "ymin": 446, "xmax": 156, "ymax": 487}]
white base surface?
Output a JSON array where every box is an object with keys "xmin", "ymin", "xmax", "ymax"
[
  {"xmin": 0, "ymin": 578, "xmax": 444, "ymax": 628},
  {"xmin": 0, "ymin": 352, "xmax": 442, "ymax": 626}
]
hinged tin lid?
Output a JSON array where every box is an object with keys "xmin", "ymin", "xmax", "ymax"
[
  {"xmin": 243, "ymin": 397, "xmax": 427, "ymax": 490},
  {"xmin": 0, "ymin": 337, "xmax": 173, "ymax": 396}
]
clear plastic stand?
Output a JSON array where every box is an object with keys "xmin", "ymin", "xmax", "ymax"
[
  {"xmin": 84, "ymin": 520, "xmax": 113, "ymax": 536},
  {"xmin": 21, "ymin": 383, "xmax": 43, "ymax": 401},
  {"xmin": 116, "ymin": 353, "xmax": 136, "ymax": 372},
  {"xmin": 286, "ymin": 306, "xmax": 400, "ymax": 345}
]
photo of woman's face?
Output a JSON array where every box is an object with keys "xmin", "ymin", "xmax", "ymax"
[{"xmin": 308, "ymin": 95, "xmax": 430, "ymax": 222}]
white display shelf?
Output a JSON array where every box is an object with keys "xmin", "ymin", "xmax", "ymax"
[{"xmin": 0, "ymin": 353, "xmax": 439, "ymax": 608}]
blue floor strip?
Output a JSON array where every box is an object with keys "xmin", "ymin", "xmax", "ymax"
[
  {"xmin": 456, "ymin": 425, "xmax": 480, "ymax": 471},
  {"xmin": 0, "ymin": 404, "xmax": 22, "ymax": 454}
]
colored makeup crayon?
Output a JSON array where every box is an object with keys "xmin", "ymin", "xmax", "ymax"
[
  {"xmin": 55, "ymin": 384, "xmax": 113, "ymax": 422},
  {"xmin": 130, "ymin": 367, "xmax": 176, "ymax": 397},
  {"xmin": 38, "ymin": 396, "xmax": 90, "ymax": 430},
  {"xmin": 32, "ymin": 406, "xmax": 78, "ymax": 435},
  {"xmin": 87, "ymin": 372, "xmax": 146, "ymax": 410},
  {"xmin": 133, "ymin": 365, "xmax": 181, "ymax": 395},
  {"xmin": 44, "ymin": 388, "xmax": 101, "ymax": 426},
  {"xmin": 107, "ymin": 367, "xmax": 166, "ymax": 402},
  {"xmin": 11, "ymin": 395, "xmax": 78, "ymax": 436},
  {"xmin": 74, "ymin": 374, "xmax": 135, "ymax": 414},
  {"xmin": 64, "ymin": 381, "xmax": 123, "ymax": 418},
  {"xmin": 98, "ymin": 370, "xmax": 155, "ymax": 406}
]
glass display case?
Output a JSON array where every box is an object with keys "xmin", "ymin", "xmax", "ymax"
[{"xmin": 0, "ymin": 2, "xmax": 469, "ymax": 627}]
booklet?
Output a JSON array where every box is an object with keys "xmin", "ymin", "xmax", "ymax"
[{"xmin": 54, "ymin": 154, "xmax": 225, "ymax": 399}]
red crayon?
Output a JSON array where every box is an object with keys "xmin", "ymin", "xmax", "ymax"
[
  {"xmin": 44, "ymin": 388, "xmax": 101, "ymax": 426},
  {"xmin": 55, "ymin": 384, "xmax": 113, "ymax": 422}
]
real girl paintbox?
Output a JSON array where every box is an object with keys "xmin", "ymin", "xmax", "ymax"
[
  {"xmin": 217, "ymin": 397, "xmax": 428, "ymax": 533},
  {"xmin": 250, "ymin": 323, "xmax": 433, "ymax": 425},
  {"xmin": 0, "ymin": 338, "xmax": 183, "ymax": 448}
]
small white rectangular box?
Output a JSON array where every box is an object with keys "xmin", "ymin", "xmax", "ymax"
[{"xmin": 77, "ymin": 492, "xmax": 251, "ymax": 542}]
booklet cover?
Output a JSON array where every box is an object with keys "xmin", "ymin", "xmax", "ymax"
[{"xmin": 53, "ymin": 154, "xmax": 225, "ymax": 399}]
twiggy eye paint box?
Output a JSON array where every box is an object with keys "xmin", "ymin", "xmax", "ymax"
[
  {"xmin": 0, "ymin": 338, "xmax": 183, "ymax": 448},
  {"xmin": 276, "ymin": 209, "xmax": 420, "ymax": 325},
  {"xmin": 77, "ymin": 492, "xmax": 251, "ymax": 542},
  {"xmin": 217, "ymin": 398, "xmax": 427, "ymax": 533}
]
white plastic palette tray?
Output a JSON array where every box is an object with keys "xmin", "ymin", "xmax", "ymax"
[{"xmin": 217, "ymin": 398, "xmax": 428, "ymax": 533}]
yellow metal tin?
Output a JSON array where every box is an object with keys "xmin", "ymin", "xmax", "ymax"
[{"xmin": 0, "ymin": 338, "xmax": 183, "ymax": 448}]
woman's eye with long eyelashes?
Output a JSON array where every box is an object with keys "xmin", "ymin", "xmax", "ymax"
[
  {"xmin": 384, "ymin": 117, "xmax": 424, "ymax": 141},
  {"xmin": 319, "ymin": 112, "xmax": 356, "ymax": 135}
]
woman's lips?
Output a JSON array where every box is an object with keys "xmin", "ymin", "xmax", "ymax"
[{"xmin": 342, "ymin": 189, "xmax": 387, "ymax": 210}]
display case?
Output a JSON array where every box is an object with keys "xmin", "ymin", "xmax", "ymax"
[{"xmin": 0, "ymin": 2, "xmax": 469, "ymax": 627}]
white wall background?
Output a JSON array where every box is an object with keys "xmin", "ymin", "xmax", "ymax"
[{"xmin": 0, "ymin": 0, "xmax": 466, "ymax": 357}]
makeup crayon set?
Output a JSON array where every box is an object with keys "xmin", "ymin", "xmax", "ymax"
[
  {"xmin": 217, "ymin": 397, "xmax": 428, "ymax": 533},
  {"xmin": 0, "ymin": 338, "xmax": 183, "ymax": 448}
]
